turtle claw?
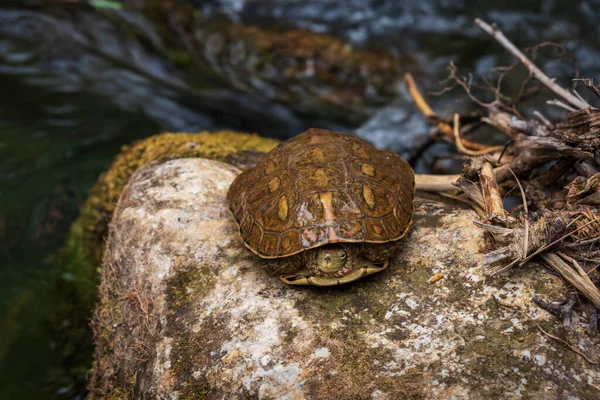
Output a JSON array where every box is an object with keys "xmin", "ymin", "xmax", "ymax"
[
  {"xmin": 362, "ymin": 260, "xmax": 389, "ymax": 277},
  {"xmin": 279, "ymin": 273, "xmax": 340, "ymax": 286},
  {"xmin": 280, "ymin": 274, "xmax": 313, "ymax": 285},
  {"xmin": 279, "ymin": 260, "xmax": 389, "ymax": 286}
]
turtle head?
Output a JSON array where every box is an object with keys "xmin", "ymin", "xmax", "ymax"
[
  {"xmin": 314, "ymin": 245, "xmax": 350, "ymax": 275},
  {"xmin": 280, "ymin": 245, "xmax": 389, "ymax": 286}
]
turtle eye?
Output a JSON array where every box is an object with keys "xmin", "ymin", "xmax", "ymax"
[{"xmin": 339, "ymin": 250, "xmax": 346, "ymax": 259}]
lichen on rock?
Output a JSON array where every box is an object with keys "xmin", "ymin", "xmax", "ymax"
[{"xmin": 89, "ymin": 157, "xmax": 600, "ymax": 399}]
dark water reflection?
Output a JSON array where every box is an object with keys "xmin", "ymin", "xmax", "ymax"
[
  {"xmin": 200, "ymin": 0, "xmax": 600, "ymax": 153},
  {"xmin": 0, "ymin": 1, "xmax": 599, "ymax": 398}
]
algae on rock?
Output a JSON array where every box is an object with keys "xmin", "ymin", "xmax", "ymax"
[{"xmin": 89, "ymin": 157, "xmax": 600, "ymax": 399}]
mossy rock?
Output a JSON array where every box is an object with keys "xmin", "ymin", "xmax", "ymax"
[
  {"xmin": 53, "ymin": 131, "xmax": 277, "ymax": 397},
  {"xmin": 74, "ymin": 131, "xmax": 277, "ymax": 266},
  {"xmin": 88, "ymin": 157, "xmax": 599, "ymax": 399}
]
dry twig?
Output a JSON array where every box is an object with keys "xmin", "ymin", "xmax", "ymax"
[
  {"xmin": 574, "ymin": 78, "xmax": 600, "ymax": 99},
  {"xmin": 475, "ymin": 18, "xmax": 590, "ymax": 110},
  {"xmin": 407, "ymin": 19, "xmax": 600, "ymax": 315},
  {"xmin": 542, "ymin": 253, "xmax": 600, "ymax": 309},
  {"xmin": 404, "ymin": 73, "xmax": 493, "ymax": 152},
  {"xmin": 414, "ymin": 174, "xmax": 461, "ymax": 192},
  {"xmin": 508, "ymin": 167, "xmax": 529, "ymax": 259},
  {"xmin": 404, "ymin": 73, "xmax": 435, "ymax": 117},
  {"xmin": 533, "ymin": 111, "xmax": 554, "ymax": 129},
  {"xmin": 453, "ymin": 113, "xmax": 505, "ymax": 156},
  {"xmin": 479, "ymin": 161, "xmax": 508, "ymax": 220},
  {"xmin": 547, "ymin": 99, "xmax": 577, "ymax": 112}
]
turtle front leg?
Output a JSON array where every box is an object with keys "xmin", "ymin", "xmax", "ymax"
[
  {"xmin": 279, "ymin": 273, "xmax": 315, "ymax": 286},
  {"xmin": 280, "ymin": 258, "xmax": 389, "ymax": 286}
]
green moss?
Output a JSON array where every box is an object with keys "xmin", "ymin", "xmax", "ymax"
[
  {"xmin": 283, "ymin": 325, "xmax": 299, "ymax": 344},
  {"xmin": 461, "ymin": 330, "xmax": 530, "ymax": 395},
  {"xmin": 106, "ymin": 387, "xmax": 130, "ymax": 400},
  {"xmin": 169, "ymin": 264, "xmax": 217, "ymax": 307},
  {"xmin": 452, "ymin": 312, "xmax": 600, "ymax": 398},
  {"xmin": 531, "ymin": 273, "xmax": 567, "ymax": 299},
  {"xmin": 308, "ymin": 337, "xmax": 423, "ymax": 398},
  {"xmin": 406, "ymin": 268, "xmax": 431, "ymax": 288},
  {"xmin": 484, "ymin": 297, "xmax": 501, "ymax": 316},
  {"xmin": 297, "ymin": 288, "xmax": 367, "ymax": 340},
  {"xmin": 469, "ymin": 340, "xmax": 496, "ymax": 357},
  {"xmin": 452, "ymin": 280, "xmax": 475, "ymax": 301},
  {"xmin": 166, "ymin": 263, "xmax": 219, "ymax": 399},
  {"xmin": 289, "ymin": 277, "xmax": 428, "ymax": 398}
]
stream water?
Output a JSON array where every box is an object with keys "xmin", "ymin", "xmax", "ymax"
[{"xmin": 0, "ymin": 1, "xmax": 599, "ymax": 398}]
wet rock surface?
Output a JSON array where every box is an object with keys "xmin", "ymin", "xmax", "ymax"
[
  {"xmin": 91, "ymin": 157, "xmax": 600, "ymax": 399},
  {"xmin": 202, "ymin": 0, "xmax": 600, "ymax": 80}
]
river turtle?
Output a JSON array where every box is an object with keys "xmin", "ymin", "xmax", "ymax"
[{"xmin": 227, "ymin": 128, "xmax": 415, "ymax": 286}]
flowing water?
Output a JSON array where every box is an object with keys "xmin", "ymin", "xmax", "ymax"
[{"xmin": 0, "ymin": 1, "xmax": 599, "ymax": 398}]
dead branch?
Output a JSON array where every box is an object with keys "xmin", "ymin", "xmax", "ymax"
[
  {"xmin": 573, "ymin": 161, "xmax": 599, "ymax": 178},
  {"xmin": 553, "ymin": 108, "xmax": 600, "ymax": 153},
  {"xmin": 480, "ymin": 160, "xmax": 509, "ymax": 221},
  {"xmin": 533, "ymin": 111, "xmax": 554, "ymax": 129},
  {"xmin": 507, "ymin": 118, "xmax": 549, "ymax": 137},
  {"xmin": 453, "ymin": 114, "xmax": 505, "ymax": 156},
  {"xmin": 547, "ymin": 99, "xmax": 577, "ymax": 112},
  {"xmin": 481, "ymin": 108, "xmax": 522, "ymax": 138},
  {"xmin": 403, "ymin": 73, "xmax": 497, "ymax": 152},
  {"xmin": 417, "ymin": 18, "xmax": 600, "ymax": 332},
  {"xmin": 414, "ymin": 174, "xmax": 461, "ymax": 192},
  {"xmin": 541, "ymin": 253, "xmax": 600, "ymax": 309},
  {"xmin": 475, "ymin": 18, "xmax": 590, "ymax": 110},
  {"xmin": 532, "ymin": 294, "xmax": 577, "ymax": 327},
  {"xmin": 404, "ymin": 73, "xmax": 435, "ymax": 117},
  {"xmin": 437, "ymin": 63, "xmax": 513, "ymax": 114},
  {"xmin": 575, "ymin": 78, "xmax": 600, "ymax": 99},
  {"xmin": 508, "ymin": 168, "xmax": 529, "ymax": 259},
  {"xmin": 455, "ymin": 177, "xmax": 486, "ymax": 212}
]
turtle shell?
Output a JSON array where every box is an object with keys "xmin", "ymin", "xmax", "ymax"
[{"xmin": 227, "ymin": 128, "xmax": 415, "ymax": 259}]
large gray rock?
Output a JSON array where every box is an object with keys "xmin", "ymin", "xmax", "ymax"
[{"xmin": 89, "ymin": 158, "xmax": 600, "ymax": 399}]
